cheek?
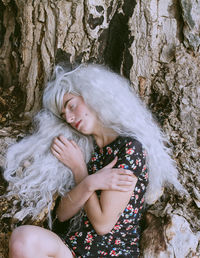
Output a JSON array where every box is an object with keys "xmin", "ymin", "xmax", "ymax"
[
  {"xmin": 83, "ymin": 111, "xmax": 94, "ymax": 125},
  {"xmin": 82, "ymin": 107, "xmax": 90, "ymax": 117},
  {"xmin": 78, "ymin": 105, "xmax": 96, "ymax": 122},
  {"xmin": 79, "ymin": 109, "xmax": 88, "ymax": 118}
]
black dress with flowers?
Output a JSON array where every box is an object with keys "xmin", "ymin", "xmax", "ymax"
[{"xmin": 60, "ymin": 136, "xmax": 148, "ymax": 257}]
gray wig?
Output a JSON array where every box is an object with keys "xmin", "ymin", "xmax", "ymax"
[
  {"xmin": 4, "ymin": 110, "xmax": 92, "ymax": 228},
  {"xmin": 43, "ymin": 63, "xmax": 185, "ymax": 204},
  {"xmin": 4, "ymin": 63, "xmax": 185, "ymax": 227}
]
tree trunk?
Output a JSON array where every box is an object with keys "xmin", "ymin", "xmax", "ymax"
[{"xmin": 0, "ymin": 0, "xmax": 199, "ymax": 257}]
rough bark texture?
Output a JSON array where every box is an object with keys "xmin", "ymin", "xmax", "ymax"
[{"xmin": 0, "ymin": 0, "xmax": 200, "ymax": 257}]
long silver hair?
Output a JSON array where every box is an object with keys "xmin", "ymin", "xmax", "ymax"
[
  {"xmin": 43, "ymin": 63, "xmax": 186, "ymax": 203},
  {"xmin": 4, "ymin": 110, "xmax": 92, "ymax": 228},
  {"xmin": 4, "ymin": 63, "xmax": 185, "ymax": 228}
]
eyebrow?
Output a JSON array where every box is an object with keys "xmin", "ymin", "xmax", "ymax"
[
  {"xmin": 64, "ymin": 97, "xmax": 73, "ymax": 109},
  {"xmin": 60, "ymin": 97, "xmax": 73, "ymax": 117}
]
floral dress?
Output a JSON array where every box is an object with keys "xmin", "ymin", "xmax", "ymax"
[{"xmin": 60, "ymin": 136, "xmax": 148, "ymax": 257}]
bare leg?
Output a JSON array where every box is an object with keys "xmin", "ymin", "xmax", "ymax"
[{"xmin": 9, "ymin": 225, "xmax": 75, "ymax": 258}]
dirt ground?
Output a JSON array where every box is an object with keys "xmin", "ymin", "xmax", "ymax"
[
  {"xmin": 0, "ymin": 170, "xmax": 49, "ymax": 258},
  {"xmin": 0, "ymin": 167, "xmax": 32, "ymax": 258},
  {"xmin": 0, "ymin": 169, "xmax": 11, "ymax": 258},
  {"xmin": 0, "ymin": 85, "xmax": 27, "ymax": 257}
]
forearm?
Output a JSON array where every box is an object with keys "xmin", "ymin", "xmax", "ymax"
[
  {"xmin": 56, "ymin": 175, "xmax": 94, "ymax": 222},
  {"xmin": 84, "ymin": 178, "xmax": 137, "ymax": 235},
  {"xmin": 84, "ymin": 193, "xmax": 107, "ymax": 233},
  {"xmin": 57, "ymin": 167, "xmax": 105, "ymax": 224}
]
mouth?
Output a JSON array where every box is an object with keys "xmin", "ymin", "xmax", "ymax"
[{"xmin": 75, "ymin": 120, "xmax": 81, "ymax": 129}]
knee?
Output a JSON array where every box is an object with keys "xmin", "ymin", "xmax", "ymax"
[{"xmin": 9, "ymin": 225, "xmax": 38, "ymax": 257}]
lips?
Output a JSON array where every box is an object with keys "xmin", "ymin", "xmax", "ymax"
[{"xmin": 75, "ymin": 120, "xmax": 81, "ymax": 129}]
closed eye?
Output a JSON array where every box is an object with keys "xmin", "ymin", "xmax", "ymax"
[
  {"xmin": 69, "ymin": 103, "xmax": 76, "ymax": 111},
  {"xmin": 60, "ymin": 97, "xmax": 74, "ymax": 118}
]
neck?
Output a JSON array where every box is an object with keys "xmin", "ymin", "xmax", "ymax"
[{"xmin": 93, "ymin": 125, "xmax": 118, "ymax": 148}]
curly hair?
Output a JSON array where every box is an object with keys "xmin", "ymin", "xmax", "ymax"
[
  {"xmin": 4, "ymin": 63, "xmax": 185, "ymax": 228},
  {"xmin": 43, "ymin": 63, "xmax": 185, "ymax": 203}
]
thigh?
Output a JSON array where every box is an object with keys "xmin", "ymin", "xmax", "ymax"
[{"xmin": 10, "ymin": 225, "xmax": 75, "ymax": 258}]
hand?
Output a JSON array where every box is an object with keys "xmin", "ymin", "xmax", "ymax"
[
  {"xmin": 88, "ymin": 157, "xmax": 137, "ymax": 192},
  {"xmin": 51, "ymin": 135, "xmax": 87, "ymax": 182}
]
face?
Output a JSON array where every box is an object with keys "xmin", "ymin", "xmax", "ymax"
[{"xmin": 60, "ymin": 93, "xmax": 99, "ymax": 135}]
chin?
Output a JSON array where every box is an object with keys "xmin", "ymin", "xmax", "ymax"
[
  {"xmin": 78, "ymin": 122, "xmax": 94, "ymax": 135},
  {"xmin": 80, "ymin": 127, "xmax": 92, "ymax": 135},
  {"xmin": 80, "ymin": 130, "xmax": 90, "ymax": 136}
]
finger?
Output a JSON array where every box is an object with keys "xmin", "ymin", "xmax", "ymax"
[
  {"xmin": 116, "ymin": 180, "xmax": 134, "ymax": 186},
  {"xmin": 53, "ymin": 137, "xmax": 66, "ymax": 149},
  {"xmin": 110, "ymin": 174, "xmax": 135, "ymax": 186},
  {"xmin": 51, "ymin": 143, "xmax": 63, "ymax": 154},
  {"xmin": 105, "ymin": 156, "xmax": 118, "ymax": 169},
  {"xmin": 51, "ymin": 147, "xmax": 61, "ymax": 158},
  {"xmin": 122, "ymin": 169, "xmax": 133, "ymax": 176},
  {"xmin": 113, "ymin": 169, "xmax": 133, "ymax": 176},
  {"xmin": 111, "ymin": 169, "xmax": 133, "ymax": 177},
  {"xmin": 112, "ymin": 185, "xmax": 133, "ymax": 192},
  {"xmin": 119, "ymin": 174, "xmax": 137, "ymax": 183},
  {"xmin": 123, "ymin": 170, "xmax": 137, "ymax": 181},
  {"xmin": 116, "ymin": 169, "xmax": 137, "ymax": 179},
  {"xmin": 58, "ymin": 135, "xmax": 70, "ymax": 145},
  {"xmin": 52, "ymin": 138, "xmax": 65, "ymax": 151}
]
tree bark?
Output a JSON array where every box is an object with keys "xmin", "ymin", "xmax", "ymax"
[{"xmin": 0, "ymin": 0, "xmax": 200, "ymax": 257}]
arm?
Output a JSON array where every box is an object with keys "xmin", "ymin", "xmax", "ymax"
[
  {"xmin": 52, "ymin": 137, "xmax": 91, "ymax": 221},
  {"xmin": 56, "ymin": 175, "xmax": 92, "ymax": 222},
  {"xmin": 83, "ymin": 139, "xmax": 145, "ymax": 235},
  {"xmin": 56, "ymin": 160, "xmax": 135, "ymax": 222},
  {"xmin": 84, "ymin": 175, "xmax": 137, "ymax": 235},
  {"xmin": 51, "ymin": 136, "xmax": 136, "ymax": 222}
]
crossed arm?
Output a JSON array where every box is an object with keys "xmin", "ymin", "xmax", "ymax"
[{"xmin": 51, "ymin": 135, "xmax": 138, "ymax": 235}]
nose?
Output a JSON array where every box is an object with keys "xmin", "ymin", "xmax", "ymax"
[{"xmin": 65, "ymin": 112, "xmax": 75, "ymax": 124}]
